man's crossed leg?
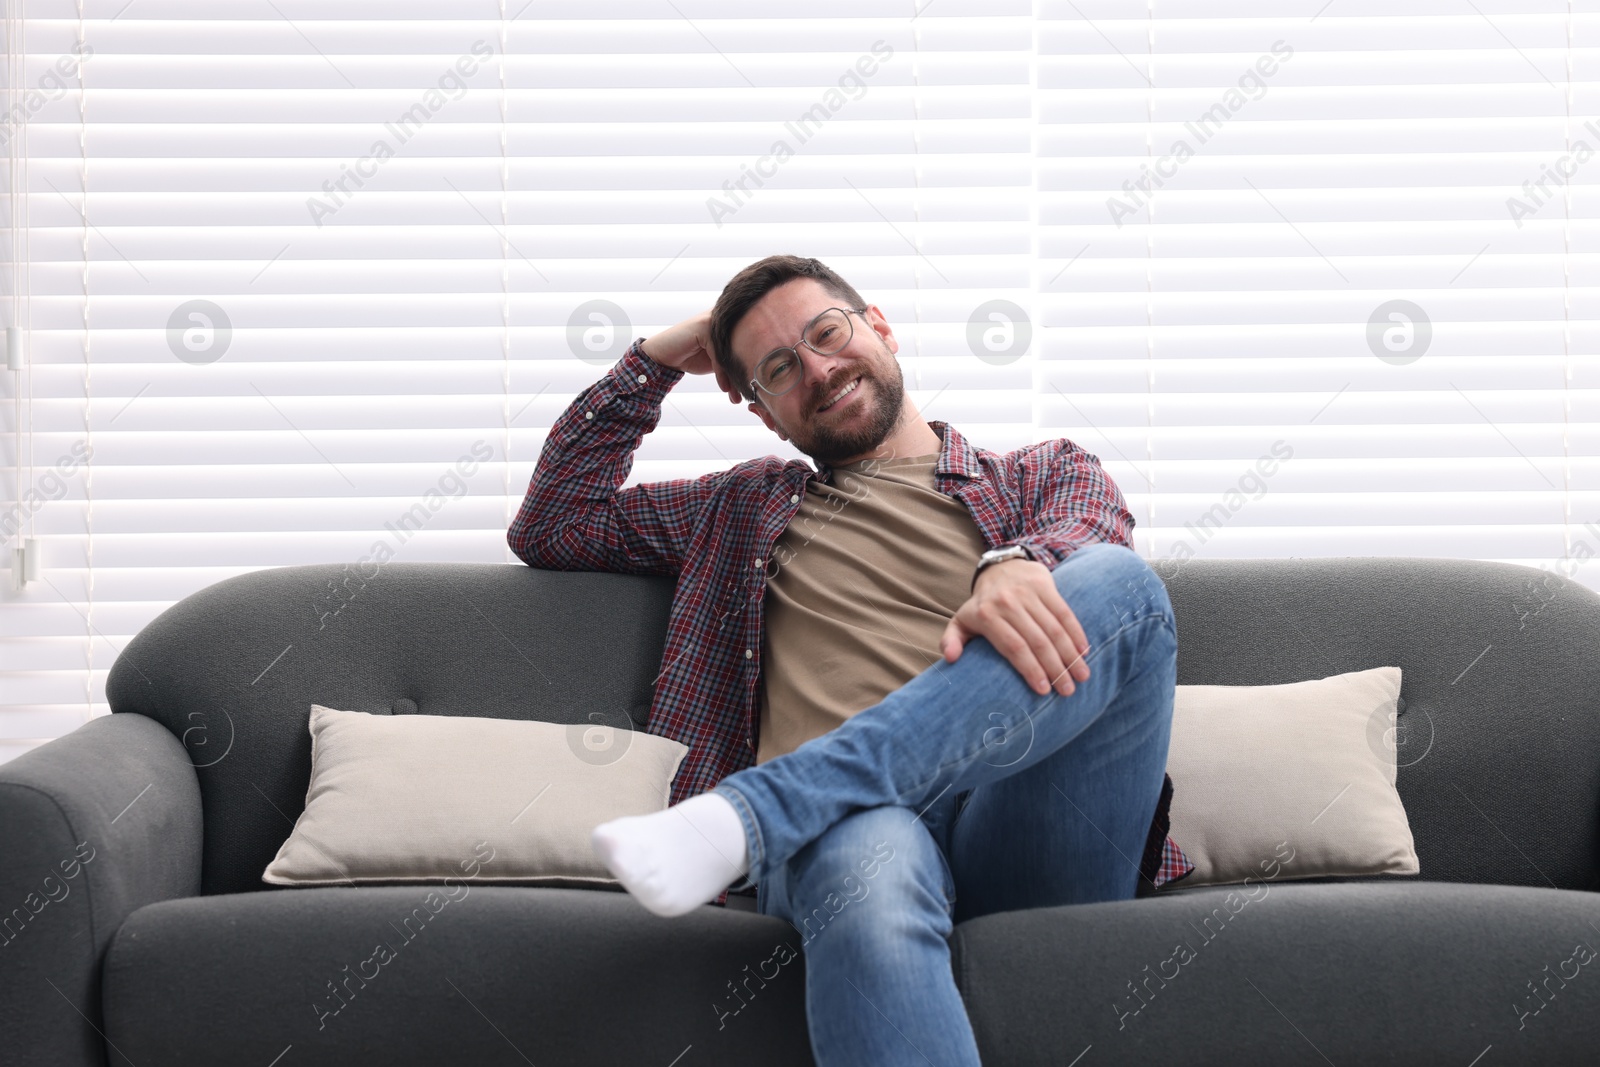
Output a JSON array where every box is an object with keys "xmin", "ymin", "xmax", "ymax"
[
  {"xmin": 747, "ymin": 544, "xmax": 1177, "ymax": 1064},
  {"xmin": 595, "ymin": 543, "xmax": 1184, "ymax": 921}
]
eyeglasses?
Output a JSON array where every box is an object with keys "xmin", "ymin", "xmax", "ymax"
[{"xmin": 749, "ymin": 307, "xmax": 868, "ymax": 399}]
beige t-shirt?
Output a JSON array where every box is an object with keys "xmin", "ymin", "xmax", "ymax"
[{"xmin": 755, "ymin": 452, "xmax": 992, "ymax": 764}]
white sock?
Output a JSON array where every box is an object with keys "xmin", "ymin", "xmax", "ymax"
[{"xmin": 590, "ymin": 791, "xmax": 751, "ymax": 918}]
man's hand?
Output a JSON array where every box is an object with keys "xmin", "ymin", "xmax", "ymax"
[
  {"xmin": 938, "ymin": 558, "xmax": 1091, "ymax": 697},
  {"xmin": 640, "ymin": 310, "xmax": 744, "ymax": 405}
]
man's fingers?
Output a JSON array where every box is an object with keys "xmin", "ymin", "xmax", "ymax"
[
  {"xmin": 985, "ymin": 610, "xmax": 1068, "ymax": 697},
  {"xmin": 993, "ymin": 624, "xmax": 1051, "ymax": 697},
  {"xmin": 1041, "ymin": 589, "xmax": 1091, "ymax": 680},
  {"xmin": 1037, "ymin": 598, "xmax": 1091, "ymax": 683},
  {"xmin": 963, "ymin": 568, "xmax": 1095, "ymax": 697},
  {"xmin": 1022, "ymin": 596, "xmax": 1089, "ymax": 688},
  {"xmin": 941, "ymin": 624, "xmax": 966, "ymax": 662}
]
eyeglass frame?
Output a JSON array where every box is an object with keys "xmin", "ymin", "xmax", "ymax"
[{"xmin": 747, "ymin": 306, "xmax": 870, "ymax": 401}]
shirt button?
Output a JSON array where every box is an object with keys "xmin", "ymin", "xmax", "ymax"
[
  {"xmin": 584, "ymin": 410, "xmax": 594, "ymax": 420},
  {"xmin": 790, "ymin": 494, "xmax": 799, "ymax": 503},
  {"xmin": 636, "ymin": 374, "xmax": 647, "ymax": 383},
  {"xmin": 753, "ymin": 558, "xmax": 762, "ymax": 568},
  {"xmin": 744, "ymin": 649, "xmax": 753, "ymax": 659}
]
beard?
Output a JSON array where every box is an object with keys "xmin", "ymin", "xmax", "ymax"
[{"xmin": 787, "ymin": 344, "xmax": 908, "ymax": 468}]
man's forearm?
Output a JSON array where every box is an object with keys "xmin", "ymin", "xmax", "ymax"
[{"xmin": 506, "ymin": 339, "xmax": 687, "ymax": 572}]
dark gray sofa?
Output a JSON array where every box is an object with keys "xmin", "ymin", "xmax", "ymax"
[{"xmin": 2, "ymin": 556, "xmax": 1598, "ymax": 1066}]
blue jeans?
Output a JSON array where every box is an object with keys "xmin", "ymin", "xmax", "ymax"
[{"xmin": 711, "ymin": 543, "xmax": 1178, "ymax": 1067}]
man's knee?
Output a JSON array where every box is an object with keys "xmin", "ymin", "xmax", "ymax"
[{"xmin": 1053, "ymin": 542, "xmax": 1173, "ymax": 626}]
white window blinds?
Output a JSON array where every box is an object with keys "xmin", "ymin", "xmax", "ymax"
[
  {"xmin": 1, "ymin": 1, "xmax": 1591, "ymax": 761},
  {"xmin": 1040, "ymin": 1, "xmax": 1590, "ymax": 580}
]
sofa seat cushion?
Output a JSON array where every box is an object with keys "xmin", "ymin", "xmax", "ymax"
[
  {"xmin": 103, "ymin": 886, "xmax": 813, "ymax": 1066},
  {"xmin": 952, "ymin": 880, "xmax": 1600, "ymax": 1066}
]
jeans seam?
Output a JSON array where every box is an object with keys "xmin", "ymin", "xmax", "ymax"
[
  {"xmin": 896, "ymin": 610, "xmax": 1176, "ymax": 809},
  {"xmin": 938, "ymin": 842, "xmax": 957, "ymax": 919}
]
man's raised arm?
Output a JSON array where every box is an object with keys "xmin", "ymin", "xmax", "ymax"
[{"xmin": 506, "ymin": 311, "xmax": 745, "ymax": 577}]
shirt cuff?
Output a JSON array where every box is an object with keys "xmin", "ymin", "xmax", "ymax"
[
  {"xmin": 1012, "ymin": 540, "xmax": 1062, "ymax": 571},
  {"xmin": 619, "ymin": 337, "xmax": 682, "ymax": 385}
]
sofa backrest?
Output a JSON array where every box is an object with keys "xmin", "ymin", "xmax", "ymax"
[
  {"xmin": 106, "ymin": 556, "xmax": 1600, "ymax": 897},
  {"xmin": 106, "ymin": 562, "xmax": 675, "ymax": 895},
  {"xmin": 1162, "ymin": 556, "xmax": 1600, "ymax": 893}
]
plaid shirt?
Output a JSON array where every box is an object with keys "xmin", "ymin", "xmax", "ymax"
[{"xmin": 509, "ymin": 339, "xmax": 1195, "ymax": 903}]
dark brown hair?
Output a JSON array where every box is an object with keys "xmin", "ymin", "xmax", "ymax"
[{"xmin": 709, "ymin": 255, "xmax": 867, "ymax": 404}]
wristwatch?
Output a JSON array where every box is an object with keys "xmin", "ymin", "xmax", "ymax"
[{"xmin": 972, "ymin": 544, "xmax": 1033, "ymax": 589}]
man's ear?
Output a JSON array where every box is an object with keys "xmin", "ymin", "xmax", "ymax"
[{"xmin": 863, "ymin": 303, "xmax": 897, "ymax": 355}]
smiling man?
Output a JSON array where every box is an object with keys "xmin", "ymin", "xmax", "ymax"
[
  {"xmin": 508, "ymin": 254, "xmax": 1192, "ymax": 1067},
  {"xmin": 714, "ymin": 274, "xmax": 924, "ymax": 467}
]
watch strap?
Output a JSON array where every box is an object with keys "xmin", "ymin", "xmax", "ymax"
[{"xmin": 971, "ymin": 544, "xmax": 1032, "ymax": 590}]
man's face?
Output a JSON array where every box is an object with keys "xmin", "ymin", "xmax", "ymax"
[{"xmin": 730, "ymin": 278, "xmax": 907, "ymax": 467}]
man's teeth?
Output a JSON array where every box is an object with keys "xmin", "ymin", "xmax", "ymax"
[{"xmin": 819, "ymin": 377, "xmax": 860, "ymax": 412}]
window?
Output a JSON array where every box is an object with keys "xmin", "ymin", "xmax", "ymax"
[{"xmin": 1, "ymin": 2, "xmax": 1587, "ymax": 759}]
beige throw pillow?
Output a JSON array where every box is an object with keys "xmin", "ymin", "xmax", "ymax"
[
  {"xmin": 262, "ymin": 705, "xmax": 689, "ymax": 887},
  {"xmin": 1164, "ymin": 666, "xmax": 1420, "ymax": 889}
]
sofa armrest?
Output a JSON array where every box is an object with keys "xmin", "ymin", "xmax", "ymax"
[{"xmin": 0, "ymin": 713, "xmax": 202, "ymax": 1067}]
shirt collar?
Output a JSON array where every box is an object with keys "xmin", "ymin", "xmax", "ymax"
[{"xmin": 928, "ymin": 420, "xmax": 979, "ymax": 480}]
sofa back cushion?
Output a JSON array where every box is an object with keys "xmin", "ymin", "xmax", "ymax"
[
  {"xmin": 1162, "ymin": 556, "xmax": 1600, "ymax": 892},
  {"xmin": 107, "ymin": 555, "xmax": 1600, "ymax": 896},
  {"xmin": 105, "ymin": 563, "xmax": 674, "ymax": 895}
]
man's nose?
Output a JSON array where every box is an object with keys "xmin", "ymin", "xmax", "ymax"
[{"xmin": 798, "ymin": 344, "xmax": 844, "ymax": 392}]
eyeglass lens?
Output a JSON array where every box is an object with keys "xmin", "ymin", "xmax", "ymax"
[{"xmin": 756, "ymin": 309, "xmax": 853, "ymax": 395}]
